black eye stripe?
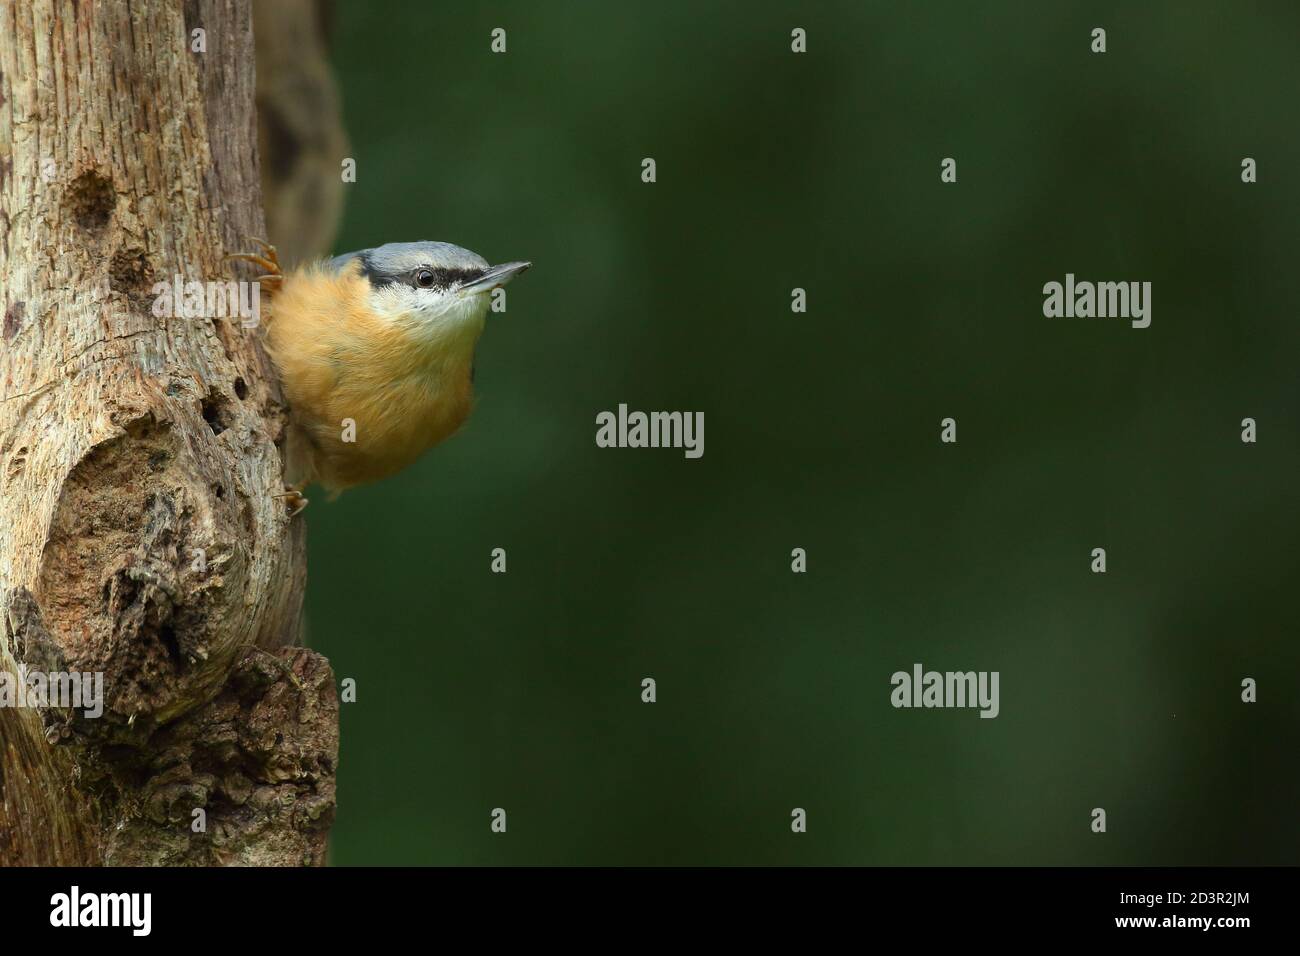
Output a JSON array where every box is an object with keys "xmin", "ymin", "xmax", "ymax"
[
  {"xmin": 418, "ymin": 267, "xmax": 484, "ymax": 290},
  {"xmin": 357, "ymin": 254, "xmax": 485, "ymax": 291}
]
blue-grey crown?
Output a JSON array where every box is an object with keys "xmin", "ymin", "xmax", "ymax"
[{"xmin": 332, "ymin": 241, "xmax": 489, "ymax": 291}]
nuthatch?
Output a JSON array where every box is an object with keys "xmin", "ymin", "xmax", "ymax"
[{"xmin": 229, "ymin": 239, "xmax": 530, "ymax": 512}]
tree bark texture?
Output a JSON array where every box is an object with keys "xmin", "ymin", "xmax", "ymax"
[{"xmin": 0, "ymin": 0, "xmax": 337, "ymax": 865}]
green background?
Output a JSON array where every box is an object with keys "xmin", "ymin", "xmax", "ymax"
[{"xmin": 307, "ymin": 1, "xmax": 1300, "ymax": 865}]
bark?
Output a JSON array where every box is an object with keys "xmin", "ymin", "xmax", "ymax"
[{"xmin": 0, "ymin": 0, "xmax": 337, "ymax": 865}]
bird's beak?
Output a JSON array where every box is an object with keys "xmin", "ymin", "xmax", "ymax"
[{"xmin": 458, "ymin": 261, "xmax": 531, "ymax": 296}]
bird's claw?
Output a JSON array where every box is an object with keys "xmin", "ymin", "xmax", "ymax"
[
  {"xmin": 227, "ymin": 237, "xmax": 283, "ymax": 293},
  {"xmin": 274, "ymin": 487, "xmax": 309, "ymax": 517}
]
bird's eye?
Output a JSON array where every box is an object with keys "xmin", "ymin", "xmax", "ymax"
[{"xmin": 415, "ymin": 269, "xmax": 436, "ymax": 288}]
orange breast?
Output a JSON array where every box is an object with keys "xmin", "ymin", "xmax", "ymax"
[{"xmin": 266, "ymin": 263, "xmax": 480, "ymax": 492}]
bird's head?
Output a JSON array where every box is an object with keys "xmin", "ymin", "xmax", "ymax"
[{"xmin": 340, "ymin": 240, "xmax": 530, "ymax": 347}]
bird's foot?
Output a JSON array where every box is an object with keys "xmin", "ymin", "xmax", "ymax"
[
  {"xmin": 273, "ymin": 486, "xmax": 309, "ymax": 517},
  {"xmin": 227, "ymin": 236, "xmax": 284, "ymax": 294}
]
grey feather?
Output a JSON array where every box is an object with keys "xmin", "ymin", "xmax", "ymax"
[{"xmin": 329, "ymin": 241, "xmax": 489, "ymax": 291}]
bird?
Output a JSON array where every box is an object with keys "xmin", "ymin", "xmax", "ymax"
[{"xmin": 228, "ymin": 239, "xmax": 530, "ymax": 513}]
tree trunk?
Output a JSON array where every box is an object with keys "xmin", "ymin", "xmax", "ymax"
[{"xmin": 0, "ymin": 0, "xmax": 337, "ymax": 865}]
